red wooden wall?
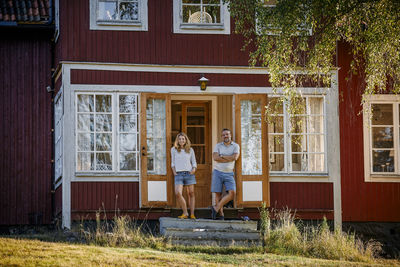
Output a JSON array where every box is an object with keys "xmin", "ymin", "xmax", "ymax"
[
  {"xmin": 338, "ymin": 42, "xmax": 400, "ymax": 222},
  {"xmin": 0, "ymin": 34, "xmax": 53, "ymax": 225},
  {"xmin": 56, "ymin": 0, "xmax": 249, "ymax": 67}
]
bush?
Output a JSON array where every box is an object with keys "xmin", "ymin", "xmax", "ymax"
[{"xmin": 259, "ymin": 205, "xmax": 381, "ymax": 262}]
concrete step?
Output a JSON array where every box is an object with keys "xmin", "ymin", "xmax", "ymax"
[
  {"xmin": 169, "ymin": 237, "xmax": 262, "ymax": 247},
  {"xmin": 162, "ymin": 227, "xmax": 260, "ymax": 240},
  {"xmin": 159, "ymin": 217, "xmax": 261, "ymax": 247},
  {"xmin": 159, "ymin": 217, "xmax": 258, "ymax": 232}
]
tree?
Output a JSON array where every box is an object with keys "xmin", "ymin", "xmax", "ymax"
[{"xmin": 226, "ymin": 0, "xmax": 400, "ymax": 111}]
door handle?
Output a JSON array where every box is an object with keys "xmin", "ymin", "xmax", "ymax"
[{"xmin": 142, "ymin": 146, "xmax": 147, "ymax": 156}]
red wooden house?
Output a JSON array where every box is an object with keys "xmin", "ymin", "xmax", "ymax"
[{"xmin": 1, "ymin": 0, "xmax": 399, "ymax": 241}]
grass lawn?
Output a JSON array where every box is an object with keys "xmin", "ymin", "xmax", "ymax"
[{"xmin": 1, "ymin": 237, "xmax": 399, "ymax": 266}]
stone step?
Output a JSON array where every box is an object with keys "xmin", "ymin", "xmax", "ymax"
[
  {"xmin": 159, "ymin": 217, "xmax": 258, "ymax": 232},
  {"xmin": 169, "ymin": 237, "xmax": 262, "ymax": 247},
  {"xmin": 162, "ymin": 227, "xmax": 260, "ymax": 240}
]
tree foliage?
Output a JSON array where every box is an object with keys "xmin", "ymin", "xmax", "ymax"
[{"xmin": 226, "ymin": 0, "xmax": 400, "ymax": 102}]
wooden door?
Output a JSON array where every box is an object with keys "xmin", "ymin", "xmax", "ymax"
[
  {"xmin": 235, "ymin": 94, "xmax": 270, "ymax": 207},
  {"xmin": 171, "ymin": 101, "xmax": 212, "ymax": 208},
  {"xmin": 140, "ymin": 93, "xmax": 173, "ymax": 207}
]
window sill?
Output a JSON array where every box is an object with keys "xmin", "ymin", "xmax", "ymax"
[
  {"xmin": 365, "ymin": 175, "xmax": 400, "ymax": 183},
  {"xmin": 90, "ymin": 21, "xmax": 148, "ymax": 31},
  {"xmin": 75, "ymin": 172, "xmax": 139, "ymax": 177},
  {"xmin": 270, "ymin": 173, "xmax": 331, "ymax": 183}
]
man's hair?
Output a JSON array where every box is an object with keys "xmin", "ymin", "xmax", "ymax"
[{"xmin": 221, "ymin": 128, "xmax": 231, "ymax": 134}]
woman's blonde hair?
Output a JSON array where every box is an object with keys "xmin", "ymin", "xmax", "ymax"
[{"xmin": 173, "ymin": 132, "xmax": 191, "ymax": 153}]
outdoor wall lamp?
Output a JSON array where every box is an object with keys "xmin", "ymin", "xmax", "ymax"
[{"xmin": 198, "ymin": 75, "xmax": 209, "ymax": 91}]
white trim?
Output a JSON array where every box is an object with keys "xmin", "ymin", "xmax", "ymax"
[
  {"xmin": 62, "ymin": 65, "xmax": 72, "ymax": 229},
  {"xmin": 329, "ymin": 71, "xmax": 342, "ymax": 229},
  {"xmin": 173, "ymin": 0, "xmax": 230, "ymax": 34},
  {"xmin": 89, "ymin": 0, "xmax": 148, "ymax": 31},
  {"xmin": 62, "ymin": 61, "xmax": 339, "ymax": 75},
  {"xmin": 363, "ymin": 94, "xmax": 400, "ymax": 183}
]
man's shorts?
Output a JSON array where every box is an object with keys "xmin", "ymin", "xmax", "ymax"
[
  {"xmin": 211, "ymin": 169, "xmax": 236, "ymax": 192},
  {"xmin": 174, "ymin": 171, "xmax": 196, "ymax": 186}
]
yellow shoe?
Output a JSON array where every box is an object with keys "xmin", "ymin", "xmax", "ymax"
[
  {"xmin": 190, "ymin": 215, "xmax": 196, "ymax": 219},
  {"xmin": 178, "ymin": 214, "xmax": 188, "ymax": 219}
]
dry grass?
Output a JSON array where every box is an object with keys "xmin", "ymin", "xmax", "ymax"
[{"xmin": 260, "ymin": 205, "xmax": 383, "ymax": 263}]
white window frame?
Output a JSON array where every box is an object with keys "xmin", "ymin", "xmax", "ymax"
[
  {"xmin": 89, "ymin": 0, "xmax": 148, "ymax": 31},
  {"xmin": 256, "ymin": 1, "xmax": 312, "ymax": 36},
  {"xmin": 269, "ymin": 95, "xmax": 327, "ymax": 175},
  {"xmin": 173, "ymin": 0, "xmax": 230, "ymax": 34},
  {"xmin": 75, "ymin": 92, "xmax": 140, "ymax": 176},
  {"xmin": 54, "ymin": 88, "xmax": 63, "ymax": 185},
  {"xmin": 363, "ymin": 94, "xmax": 400, "ymax": 182}
]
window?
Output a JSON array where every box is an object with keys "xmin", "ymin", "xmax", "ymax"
[
  {"xmin": 75, "ymin": 93, "xmax": 139, "ymax": 174},
  {"xmin": 256, "ymin": 0, "xmax": 312, "ymax": 36},
  {"xmin": 364, "ymin": 95, "xmax": 400, "ymax": 182},
  {"xmin": 173, "ymin": 0, "xmax": 230, "ymax": 34},
  {"xmin": 268, "ymin": 96, "xmax": 326, "ymax": 174},
  {"xmin": 54, "ymin": 90, "xmax": 63, "ymax": 182},
  {"xmin": 89, "ymin": 0, "xmax": 148, "ymax": 31}
]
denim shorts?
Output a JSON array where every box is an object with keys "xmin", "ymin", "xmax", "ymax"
[
  {"xmin": 174, "ymin": 171, "xmax": 196, "ymax": 186},
  {"xmin": 211, "ymin": 169, "xmax": 236, "ymax": 192}
]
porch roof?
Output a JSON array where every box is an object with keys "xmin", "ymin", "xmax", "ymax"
[{"xmin": 0, "ymin": 0, "xmax": 51, "ymax": 24}]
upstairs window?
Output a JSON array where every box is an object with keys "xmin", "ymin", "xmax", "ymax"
[
  {"xmin": 268, "ymin": 96, "xmax": 326, "ymax": 174},
  {"xmin": 90, "ymin": 0, "xmax": 148, "ymax": 31},
  {"xmin": 364, "ymin": 95, "xmax": 400, "ymax": 182},
  {"xmin": 173, "ymin": 0, "xmax": 230, "ymax": 34}
]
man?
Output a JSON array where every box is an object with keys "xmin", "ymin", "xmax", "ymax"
[{"xmin": 211, "ymin": 128, "xmax": 240, "ymax": 220}]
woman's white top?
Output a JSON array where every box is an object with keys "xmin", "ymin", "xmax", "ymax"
[{"xmin": 171, "ymin": 147, "xmax": 197, "ymax": 172}]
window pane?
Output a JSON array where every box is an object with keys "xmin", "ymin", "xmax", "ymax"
[
  {"xmin": 120, "ymin": 133, "xmax": 137, "ymax": 151},
  {"xmin": 183, "ymin": 0, "xmax": 201, "ymax": 3},
  {"xmin": 98, "ymin": 1, "xmax": 117, "ymax": 20},
  {"xmin": 184, "ymin": 6, "xmax": 202, "ymax": 23},
  {"xmin": 77, "ymin": 114, "xmax": 94, "ymax": 131},
  {"xmin": 119, "ymin": 2, "xmax": 138, "ymax": 20},
  {"xmin": 291, "ymin": 135, "xmax": 307, "ymax": 153},
  {"xmin": 96, "ymin": 133, "xmax": 112, "ymax": 151},
  {"xmin": 187, "ymin": 127, "xmax": 205, "ymax": 144},
  {"xmin": 96, "ymin": 153, "xmax": 112, "ymax": 171},
  {"xmin": 372, "ymin": 150, "xmax": 394, "ymax": 172},
  {"xmin": 292, "ymin": 153, "xmax": 307, "ymax": 171},
  {"xmin": 77, "ymin": 95, "xmax": 94, "ymax": 112},
  {"xmin": 77, "ymin": 152, "xmax": 94, "ymax": 171},
  {"xmin": 120, "ymin": 114, "xmax": 137, "ymax": 132},
  {"xmin": 147, "ymin": 153, "xmax": 154, "ymax": 171},
  {"xmin": 290, "ymin": 116, "xmax": 307, "ymax": 134},
  {"xmin": 309, "ymin": 135, "xmax": 324, "ymax": 153},
  {"xmin": 78, "ymin": 133, "xmax": 94, "ymax": 151},
  {"xmin": 204, "ymin": 5, "xmax": 220, "ymax": 23},
  {"xmin": 268, "ymin": 97, "xmax": 284, "ymax": 114},
  {"xmin": 372, "ymin": 127, "xmax": 393, "ymax": 148},
  {"xmin": 187, "ymin": 107, "xmax": 205, "ymax": 125},
  {"xmin": 309, "ymin": 154, "xmax": 324, "ymax": 172},
  {"xmin": 146, "ymin": 99, "xmax": 166, "ymax": 175},
  {"xmin": 241, "ymin": 100, "xmax": 262, "ymax": 175},
  {"xmin": 268, "ymin": 116, "xmax": 284, "ymax": 133},
  {"xmin": 309, "ymin": 116, "xmax": 323, "ymax": 133},
  {"xmin": 309, "ymin": 97, "xmax": 323, "ymax": 115},
  {"xmin": 96, "ymin": 95, "xmax": 112, "ymax": 112},
  {"xmin": 269, "ymin": 135, "xmax": 284, "ymax": 153},
  {"xmin": 96, "ymin": 114, "xmax": 112, "ymax": 132},
  {"xmin": 372, "ymin": 104, "xmax": 393, "ymax": 126},
  {"xmin": 119, "ymin": 95, "xmax": 137, "ymax": 113},
  {"xmin": 120, "ymin": 152, "xmax": 137, "ymax": 171},
  {"xmin": 270, "ymin": 153, "xmax": 284, "ymax": 171}
]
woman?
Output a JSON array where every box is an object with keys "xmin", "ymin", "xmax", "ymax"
[{"xmin": 171, "ymin": 132, "xmax": 197, "ymax": 219}]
